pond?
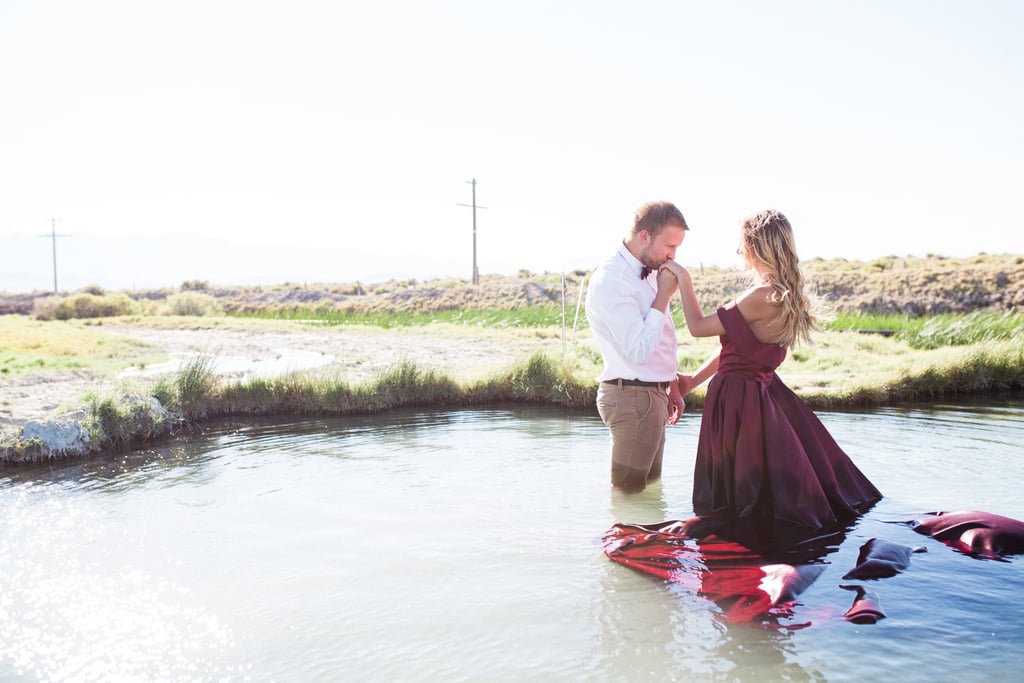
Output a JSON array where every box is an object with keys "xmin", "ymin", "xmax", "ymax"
[{"xmin": 1, "ymin": 399, "xmax": 1023, "ymax": 681}]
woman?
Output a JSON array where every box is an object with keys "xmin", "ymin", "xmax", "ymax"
[{"xmin": 661, "ymin": 209, "xmax": 881, "ymax": 532}]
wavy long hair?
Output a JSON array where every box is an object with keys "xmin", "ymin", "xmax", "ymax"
[{"xmin": 740, "ymin": 209, "xmax": 820, "ymax": 347}]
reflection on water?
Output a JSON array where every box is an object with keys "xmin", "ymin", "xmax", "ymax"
[
  {"xmin": 0, "ymin": 481, "xmax": 237, "ymax": 681},
  {"xmin": 1, "ymin": 399, "xmax": 1023, "ymax": 681}
]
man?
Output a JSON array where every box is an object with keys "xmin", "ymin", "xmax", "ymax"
[{"xmin": 585, "ymin": 200, "xmax": 688, "ymax": 492}]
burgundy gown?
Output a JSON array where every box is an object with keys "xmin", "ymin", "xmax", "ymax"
[{"xmin": 692, "ymin": 303, "xmax": 882, "ymax": 531}]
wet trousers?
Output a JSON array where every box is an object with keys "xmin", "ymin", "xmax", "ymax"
[{"xmin": 596, "ymin": 382, "xmax": 669, "ymax": 492}]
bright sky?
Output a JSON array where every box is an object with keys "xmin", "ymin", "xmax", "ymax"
[{"xmin": 2, "ymin": 0, "xmax": 1022, "ymax": 283}]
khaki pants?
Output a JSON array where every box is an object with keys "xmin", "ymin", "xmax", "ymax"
[{"xmin": 596, "ymin": 382, "xmax": 669, "ymax": 492}]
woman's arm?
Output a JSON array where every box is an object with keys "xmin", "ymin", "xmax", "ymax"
[
  {"xmin": 677, "ymin": 350, "xmax": 720, "ymax": 396},
  {"xmin": 659, "ymin": 261, "xmax": 725, "ymax": 338}
]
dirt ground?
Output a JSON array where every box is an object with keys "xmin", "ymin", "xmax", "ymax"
[{"xmin": 0, "ymin": 323, "xmax": 572, "ymax": 435}]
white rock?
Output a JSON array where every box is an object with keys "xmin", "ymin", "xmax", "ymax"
[{"xmin": 22, "ymin": 411, "xmax": 91, "ymax": 457}]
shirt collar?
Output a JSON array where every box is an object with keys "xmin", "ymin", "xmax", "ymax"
[{"xmin": 617, "ymin": 241, "xmax": 646, "ymax": 278}]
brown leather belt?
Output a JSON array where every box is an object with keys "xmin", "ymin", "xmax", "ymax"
[{"xmin": 602, "ymin": 378, "xmax": 671, "ymax": 389}]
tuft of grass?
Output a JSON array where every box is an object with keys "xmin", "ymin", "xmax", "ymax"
[
  {"xmin": 0, "ymin": 434, "xmax": 45, "ymax": 463},
  {"xmin": 206, "ymin": 361, "xmax": 465, "ymax": 418},
  {"xmin": 84, "ymin": 393, "xmax": 136, "ymax": 450},
  {"xmin": 78, "ymin": 390, "xmax": 171, "ymax": 452},
  {"xmin": 215, "ymin": 372, "xmax": 356, "ymax": 415},
  {"xmin": 151, "ymin": 353, "xmax": 219, "ymax": 420},
  {"xmin": 175, "ymin": 354, "xmax": 218, "ymax": 419},
  {"xmin": 355, "ymin": 360, "xmax": 462, "ymax": 411},
  {"xmin": 469, "ymin": 352, "xmax": 594, "ymax": 407}
]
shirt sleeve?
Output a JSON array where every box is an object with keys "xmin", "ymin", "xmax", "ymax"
[{"xmin": 586, "ymin": 274, "xmax": 667, "ymax": 365}]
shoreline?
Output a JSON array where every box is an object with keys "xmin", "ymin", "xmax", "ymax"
[
  {"xmin": 3, "ymin": 316, "xmax": 1023, "ymax": 465},
  {"xmin": 3, "ymin": 252, "xmax": 1023, "ymax": 462},
  {"xmin": 0, "ymin": 321, "xmax": 569, "ymax": 436}
]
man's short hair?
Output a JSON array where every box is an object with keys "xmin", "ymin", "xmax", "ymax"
[{"xmin": 632, "ymin": 201, "xmax": 689, "ymax": 237}]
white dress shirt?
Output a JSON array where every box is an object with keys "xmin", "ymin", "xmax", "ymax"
[{"xmin": 585, "ymin": 242, "xmax": 678, "ymax": 382}]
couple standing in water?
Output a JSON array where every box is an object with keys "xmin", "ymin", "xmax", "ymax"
[{"xmin": 585, "ymin": 201, "xmax": 881, "ymax": 533}]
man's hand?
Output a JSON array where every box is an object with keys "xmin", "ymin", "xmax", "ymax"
[
  {"xmin": 667, "ymin": 379, "xmax": 686, "ymax": 425},
  {"xmin": 656, "ymin": 265, "xmax": 679, "ymax": 296}
]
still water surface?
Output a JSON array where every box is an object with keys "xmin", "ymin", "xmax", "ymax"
[{"xmin": 1, "ymin": 400, "xmax": 1023, "ymax": 681}]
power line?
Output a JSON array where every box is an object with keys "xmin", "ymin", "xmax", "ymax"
[
  {"xmin": 456, "ymin": 178, "xmax": 487, "ymax": 285},
  {"xmin": 36, "ymin": 218, "xmax": 71, "ymax": 293}
]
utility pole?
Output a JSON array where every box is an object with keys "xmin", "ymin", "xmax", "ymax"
[
  {"xmin": 457, "ymin": 178, "xmax": 487, "ymax": 285},
  {"xmin": 37, "ymin": 218, "xmax": 71, "ymax": 293}
]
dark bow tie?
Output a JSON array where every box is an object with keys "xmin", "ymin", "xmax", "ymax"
[{"xmin": 640, "ymin": 266, "xmax": 652, "ymax": 279}]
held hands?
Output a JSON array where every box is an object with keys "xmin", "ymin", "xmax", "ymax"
[
  {"xmin": 658, "ymin": 260, "xmax": 689, "ymax": 283},
  {"xmin": 655, "ymin": 265, "xmax": 679, "ymax": 295},
  {"xmin": 667, "ymin": 380, "xmax": 686, "ymax": 425},
  {"xmin": 675, "ymin": 372, "xmax": 698, "ymax": 398}
]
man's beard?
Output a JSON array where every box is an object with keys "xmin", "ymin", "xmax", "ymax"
[{"xmin": 640, "ymin": 250, "xmax": 662, "ymax": 270}]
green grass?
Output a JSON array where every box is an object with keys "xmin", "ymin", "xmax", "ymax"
[
  {"xmin": 5, "ymin": 331, "xmax": 1024, "ymax": 463},
  {"xmin": 901, "ymin": 311, "xmax": 1024, "ymax": 349},
  {"xmin": 230, "ymin": 307, "xmax": 1024, "ymax": 354},
  {"xmin": 827, "ymin": 311, "xmax": 1024, "ymax": 349},
  {"xmin": 4, "ymin": 301, "xmax": 1024, "ymax": 463},
  {"xmin": 202, "ymin": 351, "xmax": 595, "ymax": 420},
  {"xmin": 227, "ymin": 305, "xmax": 570, "ymax": 329},
  {"xmin": 227, "ymin": 304, "xmax": 1024, "ymax": 365},
  {"xmin": 0, "ymin": 314, "xmax": 164, "ymax": 376},
  {"xmin": 154, "ymin": 352, "xmax": 219, "ymax": 420},
  {"xmin": 827, "ymin": 312, "xmax": 916, "ymax": 332}
]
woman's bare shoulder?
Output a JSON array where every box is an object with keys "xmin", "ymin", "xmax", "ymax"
[
  {"xmin": 735, "ymin": 286, "xmax": 785, "ymax": 344},
  {"xmin": 735, "ymin": 286, "xmax": 779, "ymax": 318}
]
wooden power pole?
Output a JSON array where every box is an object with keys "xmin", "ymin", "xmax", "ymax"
[
  {"xmin": 457, "ymin": 178, "xmax": 487, "ymax": 285},
  {"xmin": 38, "ymin": 218, "xmax": 71, "ymax": 293}
]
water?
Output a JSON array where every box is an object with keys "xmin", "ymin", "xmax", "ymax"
[{"xmin": 1, "ymin": 400, "xmax": 1023, "ymax": 681}]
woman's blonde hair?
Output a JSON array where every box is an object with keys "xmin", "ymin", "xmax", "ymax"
[{"xmin": 741, "ymin": 209, "xmax": 820, "ymax": 347}]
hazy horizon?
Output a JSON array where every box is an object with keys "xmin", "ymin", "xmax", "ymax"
[
  {"xmin": 1, "ymin": 232, "xmax": 467, "ymax": 293},
  {"xmin": 2, "ymin": 230, "xmax": 1017, "ymax": 295},
  {"xmin": 3, "ymin": 1, "xmax": 1022, "ymax": 291}
]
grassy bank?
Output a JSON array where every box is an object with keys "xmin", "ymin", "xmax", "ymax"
[
  {"xmin": 0, "ymin": 351, "xmax": 595, "ymax": 463},
  {"xmin": 3, "ymin": 318, "xmax": 1023, "ymax": 463},
  {"xmin": 827, "ymin": 310, "xmax": 1024, "ymax": 349},
  {"xmin": 2, "ymin": 251, "xmax": 1023, "ymax": 463},
  {"xmin": 166, "ymin": 335, "xmax": 1024, "ymax": 417}
]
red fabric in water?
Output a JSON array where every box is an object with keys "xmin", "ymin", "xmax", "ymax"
[
  {"xmin": 602, "ymin": 519, "xmax": 822, "ymax": 624},
  {"xmin": 913, "ymin": 510, "xmax": 1024, "ymax": 558}
]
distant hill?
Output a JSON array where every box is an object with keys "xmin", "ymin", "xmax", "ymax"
[
  {"xmin": 3, "ymin": 252, "xmax": 1021, "ymax": 318},
  {"xmin": 221, "ymin": 253, "xmax": 1021, "ymax": 317}
]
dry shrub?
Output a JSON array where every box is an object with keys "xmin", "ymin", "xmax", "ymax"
[
  {"xmin": 33, "ymin": 292, "xmax": 138, "ymax": 320},
  {"xmin": 163, "ymin": 291, "xmax": 224, "ymax": 316}
]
